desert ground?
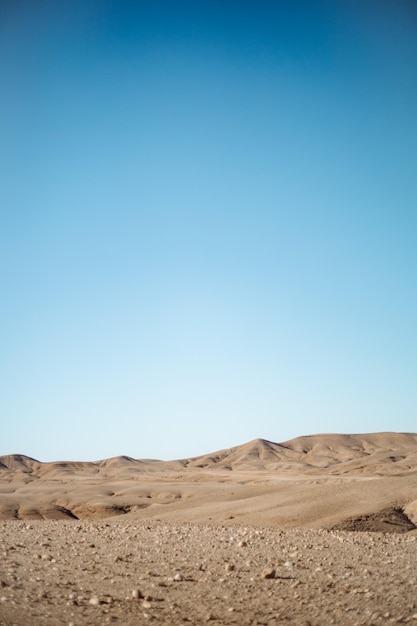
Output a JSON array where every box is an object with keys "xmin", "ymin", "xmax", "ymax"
[{"xmin": 1, "ymin": 432, "xmax": 417, "ymax": 625}]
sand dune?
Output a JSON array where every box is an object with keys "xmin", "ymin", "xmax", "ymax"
[
  {"xmin": 1, "ymin": 432, "xmax": 417, "ymax": 531},
  {"xmin": 2, "ymin": 433, "xmax": 417, "ymax": 625}
]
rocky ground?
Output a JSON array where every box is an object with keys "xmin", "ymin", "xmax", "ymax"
[{"xmin": 1, "ymin": 519, "xmax": 417, "ymax": 626}]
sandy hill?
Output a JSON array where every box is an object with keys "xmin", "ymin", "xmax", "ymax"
[
  {"xmin": 1, "ymin": 432, "xmax": 417, "ymax": 530},
  {"xmin": 183, "ymin": 432, "xmax": 417, "ymax": 474}
]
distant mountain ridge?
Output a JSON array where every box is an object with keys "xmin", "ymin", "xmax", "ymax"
[
  {"xmin": 2, "ymin": 432, "xmax": 417, "ymax": 525},
  {"xmin": 2, "ymin": 432, "xmax": 417, "ymax": 477}
]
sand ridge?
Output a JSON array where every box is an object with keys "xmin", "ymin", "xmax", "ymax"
[
  {"xmin": 1, "ymin": 432, "xmax": 417, "ymax": 530},
  {"xmin": 2, "ymin": 432, "xmax": 417, "ymax": 625}
]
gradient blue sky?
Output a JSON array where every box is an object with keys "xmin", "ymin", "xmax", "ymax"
[{"xmin": 1, "ymin": 0, "xmax": 416, "ymax": 461}]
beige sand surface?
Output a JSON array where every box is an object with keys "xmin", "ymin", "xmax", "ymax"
[
  {"xmin": 1, "ymin": 433, "xmax": 417, "ymax": 529},
  {"xmin": 2, "ymin": 519, "xmax": 417, "ymax": 625},
  {"xmin": 1, "ymin": 432, "xmax": 417, "ymax": 624}
]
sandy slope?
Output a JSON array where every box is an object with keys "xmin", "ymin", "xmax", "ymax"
[
  {"xmin": 1, "ymin": 433, "xmax": 417, "ymax": 625},
  {"xmin": 1, "ymin": 433, "xmax": 417, "ymax": 530}
]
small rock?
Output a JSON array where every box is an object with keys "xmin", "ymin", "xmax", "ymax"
[
  {"xmin": 102, "ymin": 595, "xmax": 113, "ymax": 604},
  {"xmin": 142, "ymin": 600, "xmax": 152, "ymax": 609},
  {"xmin": 225, "ymin": 563, "xmax": 235, "ymax": 571},
  {"xmin": 131, "ymin": 589, "xmax": 143, "ymax": 600},
  {"xmin": 173, "ymin": 573, "xmax": 184, "ymax": 581},
  {"xmin": 261, "ymin": 568, "xmax": 276, "ymax": 579},
  {"xmin": 89, "ymin": 596, "xmax": 100, "ymax": 606}
]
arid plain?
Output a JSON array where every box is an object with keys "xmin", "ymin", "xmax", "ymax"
[{"xmin": 1, "ymin": 432, "xmax": 417, "ymax": 625}]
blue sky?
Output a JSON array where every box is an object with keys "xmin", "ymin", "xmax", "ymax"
[{"xmin": 1, "ymin": 0, "xmax": 416, "ymax": 461}]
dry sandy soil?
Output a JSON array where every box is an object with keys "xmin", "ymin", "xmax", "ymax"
[{"xmin": 1, "ymin": 432, "xmax": 417, "ymax": 625}]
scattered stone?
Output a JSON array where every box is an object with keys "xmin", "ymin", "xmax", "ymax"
[
  {"xmin": 102, "ymin": 595, "xmax": 113, "ymax": 604},
  {"xmin": 1, "ymin": 518, "xmax": 417, "ymax": 624}
]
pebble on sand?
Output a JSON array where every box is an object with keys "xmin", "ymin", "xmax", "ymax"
[{"xmin": 261, "ymin": 568, "xmax": 276, "ymax": 579}]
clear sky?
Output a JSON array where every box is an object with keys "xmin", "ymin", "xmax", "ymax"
[{"xmin": 1, "ymin": 0, "xmax": 416, "ymax": 462}]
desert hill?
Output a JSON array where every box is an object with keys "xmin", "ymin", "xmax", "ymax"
[
  {"xmin": 182, "ymin": 432, "xmax": 417, "ymax": 474},
  {"xmin": 1, "ymin": 432, "xmax": 417, "ymax": 530}
]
